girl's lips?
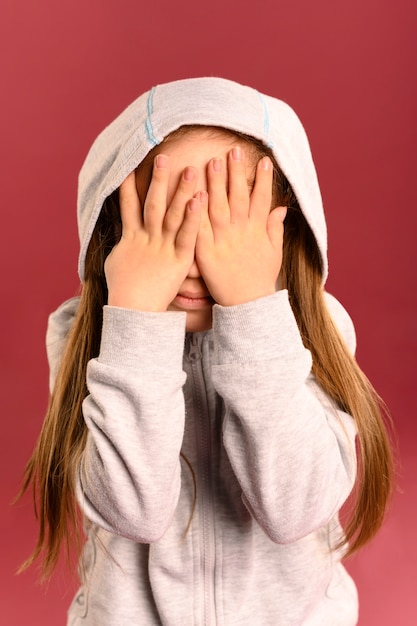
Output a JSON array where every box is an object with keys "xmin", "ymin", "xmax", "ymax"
[{"xmin": 173, "ymin": 292, "xmax": 214, "ymax": 310}]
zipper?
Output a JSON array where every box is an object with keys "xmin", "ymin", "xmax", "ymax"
[{"xmin": 187, "ymin": 334, "xmax": 216, "ymax": 626}]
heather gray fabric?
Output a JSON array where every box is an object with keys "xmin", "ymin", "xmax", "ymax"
[
  {"xmin": 45, "ymin": 78, "xmax": 361, "ymax": 624},
  {"xmin": 47, "ymin": 294, "xmax": 358, "ymax": 626}
]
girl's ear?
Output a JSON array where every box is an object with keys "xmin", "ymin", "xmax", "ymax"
[
  {"xmin": 272, "ymin": 206, "xmax": 287, "ymax": 222},
  {"xmin": 267, "ymin": 206, "xmax": 287, "ymax": 248}
]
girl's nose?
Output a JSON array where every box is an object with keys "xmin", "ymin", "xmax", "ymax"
[{"xmin": 187, "ymin": 256, "xmax": 201, "ymax": 278}]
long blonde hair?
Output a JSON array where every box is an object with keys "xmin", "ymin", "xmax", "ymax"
[{"xmin": 19, "ymin": 127, "xmax": 394, "ymax": 581}]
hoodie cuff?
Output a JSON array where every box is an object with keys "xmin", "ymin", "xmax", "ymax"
[
  {"xmin": 212, "ymin": 290, "xmax": 307, "ymax": 365},
  {"xmin": 98, "ymin": 306, "xmax": 187, "ymax": 372}
]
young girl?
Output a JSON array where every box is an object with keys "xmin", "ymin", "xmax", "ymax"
[{"xmin": 22, "ymin": 77, "xmax": 393, "ymax": 625}]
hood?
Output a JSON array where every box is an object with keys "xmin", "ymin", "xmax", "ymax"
[{"xmin": 77, "ymin": 77, "xmax": 328, "ymax": 282}]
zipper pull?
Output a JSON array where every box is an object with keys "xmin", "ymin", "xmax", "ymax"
[{"xmin": 188, "ymin": 333, "xmax": 202, "ymax": 362}]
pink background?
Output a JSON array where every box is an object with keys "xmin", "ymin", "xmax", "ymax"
[{"xmin": 1, "ymin": 0, "xmax": 416, "ymax": 624}]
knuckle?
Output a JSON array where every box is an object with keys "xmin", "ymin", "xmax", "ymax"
[{"xmin": 145, "ymin": 198, "xmax": 161, "ymax": 213}]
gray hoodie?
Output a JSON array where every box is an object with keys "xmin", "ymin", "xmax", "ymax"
[{"xmin": 47, "ymin": 78, "xmax": 359, "ymax": 625}]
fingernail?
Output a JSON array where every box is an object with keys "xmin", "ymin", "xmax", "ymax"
[
  {"xmin": 212, "ymin": 158, "xmax": 222, "ymax": 173},
  {"xmin": 155, "ymin": 154, "xmax": 168, "ymax": 168},
  {"xmin": 188, "ymin": 198, "xmax": 199, "ymax": 211},
  {"xmin": 184, "ymin": 167, "xmax": 196, "ymax": 181},
  {"xmin": 198, "ymin": 190, "xmax": 208, "ymax": 203},
  {"xmin": 261, "ymin": 157, "xmax": 272, "ymax": 171},
  {"xmin": 232, "ymin": 146, "xmax": 242, "ymax": 161}
]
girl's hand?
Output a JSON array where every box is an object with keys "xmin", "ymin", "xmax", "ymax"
[
  {"xmin": 196, "ymin": 147, "xmax": 287, "ymax": 307},
  {"xmin": 104, "ymin": 155, "xmax": 202, "ymax": 311}
]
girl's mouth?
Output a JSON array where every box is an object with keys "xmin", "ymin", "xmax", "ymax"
[{"xmin": 173, "ymin": 292, "xmax": 215, "ymax": 310}]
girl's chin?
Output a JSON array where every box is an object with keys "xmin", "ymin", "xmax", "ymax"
[
  {"xmin": 185, "ymin": 309, "xmax": 213, "ymax": 332},
  {"xmin": 168, "ymin": 295, "xmax": 214, "ymax": 332}
]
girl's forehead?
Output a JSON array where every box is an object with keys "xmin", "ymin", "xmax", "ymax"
[
  {"xmin": 160, "ymin": 126, "xmax": 242, "ymax": 153},
  {"xmin": 138, "ymin": 126, "xmax": 257, "ymax": 172},
  {"xmin": 163, "ymin": 125, "xmax": 240, "ymax": 142}
]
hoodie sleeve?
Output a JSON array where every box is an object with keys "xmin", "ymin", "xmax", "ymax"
[
  {"xmin": 78, "ymin": 306, "xmax": 187, "ymax": 542},
  {"xmin": 211, "ymin": 290, "xmax": 357, "ymax": 544}
]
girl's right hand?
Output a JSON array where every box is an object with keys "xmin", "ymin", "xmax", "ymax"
[{"xmin": 104, "ymin": 155, "xmax": 202, "ymax": 311}]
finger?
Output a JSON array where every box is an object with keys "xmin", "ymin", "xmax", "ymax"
[
  {"xmin": 267, "ymin": 206, "xmax": 287, "ymax": 248},
  {"xmin": 164, "ymin": 166, "xmax": 198, "ymax": 237},
  {"xmin": 228, "ymin": 146, "xmax": 250, "ymax": 221},
  {"xmin": 195, "ymin": 190, "xmax": 213, "ymax": 251},
  {"xmin": 143, "ymin": 154, "xmax": 170, "ymax": 235},
  {"xmin": 119, "ymin": 172, "xmax": 142, "ymax": 234},
  {"xmin": 206, "ymin": 157, "xmax": 229, "ymax": 227},
  {"xmin": 249, "ymin": 157, "xmax": 274, "ymax": 223},
  {"xmin": 175, "ymin": 196, "xmax": 202, "ymax": 253}
]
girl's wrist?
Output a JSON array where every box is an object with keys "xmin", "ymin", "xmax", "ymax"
[
  {"xmin": 107, "ymin": 286, "xmax": 170, "ymax": 312},
  {"xmin": 107, "ymin": 296, "xmax": 168, "ymax": 312},
  {"xmin": 212, "ymin": 285, "xmax": 278, "ymax": 307}
]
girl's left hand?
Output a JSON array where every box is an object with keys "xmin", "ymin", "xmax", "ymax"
[{"xmin": 196, "ymin": 147, "xmax": 287, "ymax": 307}]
